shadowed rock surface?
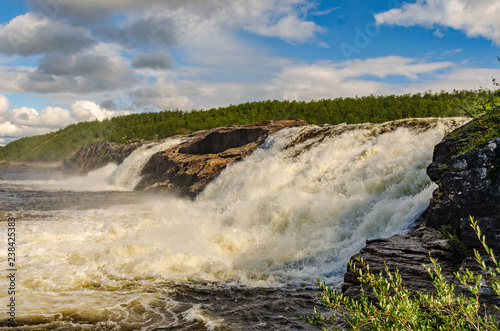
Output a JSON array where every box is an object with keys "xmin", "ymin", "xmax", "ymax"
[
  {"xmin": 61, "ymin": 141, "xmax": 147, "ymax": 175},
  {"xmin": 343, "ymin": 117, "xmax": 500, "ymax": 302},
  {"xmin": 342, "ymin": 226, "xmax": 455, "ymax": 299},
  {"xmin": 136, "ymin": 120, "xmax": 307, "ymax": 197}
]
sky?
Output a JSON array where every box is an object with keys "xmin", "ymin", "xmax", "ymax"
[{"xmin": 1, "ymin": 0, "xmax": 500, "ymax": 145}]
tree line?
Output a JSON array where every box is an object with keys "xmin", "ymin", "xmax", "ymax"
[{"xmin": 1, "ymin": 90, "xmax": 497, "ymax": 162}]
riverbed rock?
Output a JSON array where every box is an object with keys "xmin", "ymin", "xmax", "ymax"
[
  {"xmin": 342, "ymin": 116, "xmax": 500, "ymax": 300},
  {"xmin": 136, "ymin": 120, "xmax": 306, "ymax": 197}
]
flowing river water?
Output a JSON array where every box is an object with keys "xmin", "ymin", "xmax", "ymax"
[{"xmin": 0, "ymin": 119, "xmax": 467, "ymax": 330}]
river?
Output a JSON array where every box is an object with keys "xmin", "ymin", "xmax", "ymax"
[{"xmin": 0, "ymin": 119, "xmax": 465, "ymax": 330}]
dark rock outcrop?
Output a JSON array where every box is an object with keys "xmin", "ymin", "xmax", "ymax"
[
  {"xmin": 423, "ymin": 136, "xmax": 500, "ymax": 250},
  {"xmin": 342, "ymin": 117, "xmax": 500, "ymax": 299},
  {"xmin": 136, "ymin": 120, "xmax": 306, "ymax": 197},
  {"xmin": 342, "ymin": 226, "xmax": 455, "ymax": 299},
  {"xmin": 62, "ymin": 141, "xmax": 147, "ymax": 175}
]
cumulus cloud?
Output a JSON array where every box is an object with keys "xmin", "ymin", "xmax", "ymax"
[
  {"xmin": 0, "ymin": 13, "xmax": 94, "ymax": 56},
  {"xmin": 10, "ymin": 106, "xmax": 72, "ymax": 127},
  {"xmin": 0, "ymin": 99, "xmax": 136, "ymax": 141},
  {"xmin": 131, "ymin": 76, "xmax": 197, "ymax": 110},
  {"xmin": 0, "ymin": 94, "xmax": 9, "ymax": 119},
  {"xmin": 70, "ymin": 100, "xmax": 133, "ymax": 122},
  {"xmin": 375, "ymin": 0, "xmax": 500, "ymax": 44},
  {"xmin": 38, "ymin": 53, "xmax": 114, "ymax": 76},
  {"xmin": 245, "ymin": 15, "xmax": 325, "ymax": 43},
  {"xmin": 100, "ymin": 100, "xmax": 117, "ymax": 111},
  {"xmin": 91, "ymin": 0, "xmax": 323, "ymax": 47},
  {"xmin": 0, "ymin": 104, "xmax": 75, "ymax": 140},
  {"xmin": 127, "ymin": 56, "xmax": 467, "ymax": 111},
  {"xmin": 0, "ymin": 121, "xmax": 21, "ymax": 137},
  {"xmin": 94, "ymin": 13, "xmax": 178, "ymax": 48},
  {"xmin": 132, "ymin": 50, "xmax": 174, "ymax": 70},
  {"xmin": 26, "ymin": 0, "xmax": 168, "ymax": 22},
  {"xmin": 0, "ymin": 44, "xmax": 138, "ymax": 94}
]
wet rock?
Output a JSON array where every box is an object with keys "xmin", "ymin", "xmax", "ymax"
[
  {"xmin": 136, "ymin": 120, "xmax": 306, "ymax": 197},
  {"xmin": 342, "ymin": 226, "xmax": 455, "ymax": 299}
]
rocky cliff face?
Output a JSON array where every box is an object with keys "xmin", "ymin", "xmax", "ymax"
[
  {"xmin": 342, "ymin": 117, "xmax": 500, "ymax": 299},
  {"xmin": 62, "ymin": 141, "xmax": 147, "ymax": 175},
  {"xmin": 136, "ymin": 120, "xmax": 306, "ymax": 197}
]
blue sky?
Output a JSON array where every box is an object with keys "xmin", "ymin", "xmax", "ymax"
[{"xmin": 1, "ymin": 0, "xmax": 500, "ymax": 145}]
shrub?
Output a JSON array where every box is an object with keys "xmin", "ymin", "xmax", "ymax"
[{"xmin": 300, "ymin": 217, "xmax": 500, "ymax": 330}]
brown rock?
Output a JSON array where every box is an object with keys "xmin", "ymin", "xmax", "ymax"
[{"xmin": 136, "ymin": 120, "xmax": 307, "ymax": 197}]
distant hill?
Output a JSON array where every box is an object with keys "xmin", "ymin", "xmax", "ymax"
[{"xmin": 0, "ymin": 91, "xmax": 494, "ymax": 162}]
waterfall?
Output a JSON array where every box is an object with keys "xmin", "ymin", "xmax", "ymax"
[
  {"xmin": 3, "ymin": 118, "xmax": 469, "ymax": 329},
  {"xmin": 106, "ymin": 138, "xmax": 183, "ymax": 189}
]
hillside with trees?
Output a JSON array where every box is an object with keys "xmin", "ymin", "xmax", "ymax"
[{"xmin": 1, "ymin": 90, "xmax": 497, "ymax": 162}]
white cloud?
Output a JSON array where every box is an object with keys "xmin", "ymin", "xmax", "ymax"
[
  {"xmin": 375, "ymin": 0, "xmax": 500, "ymax": 44},
  {"xmin": 246, "ymin": 15, "xmax": 324, "ymax": 43},
  {"xmin": 0, "ymin": 121, "xmax": 18, "ymax": 136},
  {"xmin": 402, "ymin": 67, "xmax": 500, "ymax": 94},
  {"xmin": 129, "ymin": 56, "xmax": 465, "ymax": 110},
  {"xmin": 0, "ymin": 94, "xmax": 9, "ymax": 118},
  {"xmin": 10, "ymin": 106, "xmax": 73, "ymax": 128},
  {"xmin": 434, "ymin": 29, "xmax": 445, "ymax": 38},
  {"xmin": 70, "ymin": 100, "xmax": 133, "ymax": 122},
  {"xmin": 0, "ymin": 100, "xmax": 136, "ymax": 140},
  {"xmin": 0, "ymin": 13, "xmax": 94, "ymax": 56},
  {"xmin": 92, "ymin": 0, "xmax": 324, "ymax": 46}
]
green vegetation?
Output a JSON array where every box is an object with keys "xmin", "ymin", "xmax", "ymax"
[
  {"xmin": 449, "ymin": 107, "xmax": 500, "ymax": 154},
  {"xmin": 300, "ymin": 217, "xmax": 500, "ymax": 330},
  {"xmin": 439, "ymin": 225, "xmax": 468, "ymax": 258},
  {"xmin": 1, "ymin": 90, "xmax": 497, "ymax": 162},
  {"xmin": 438, "ymin": 164, "xmax": 449, "ymax": 171}
]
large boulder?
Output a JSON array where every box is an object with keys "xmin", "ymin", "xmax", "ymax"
[
  {"xmin": 424, "ymin": 136, "xmax": 500, "ymax": 249},
  {"xmin": 136, "ymin": 120, "xmax": 306, "ymax": 197}
]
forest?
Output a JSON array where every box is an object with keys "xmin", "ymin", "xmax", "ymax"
[{"xmin": 1, "ymin": 90, "xmax": 497, "ymax": 162}]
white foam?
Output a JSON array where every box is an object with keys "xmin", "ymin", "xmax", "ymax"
[{"xmin": 107, "ymin": 138, "xmax": 183, "ymax": 189}]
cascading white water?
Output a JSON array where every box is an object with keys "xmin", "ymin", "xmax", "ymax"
[
  {"xmin": 0, "ymin": 118, "xmax": 468, "ymax": 329},
  {"xmin": 107, "ymin": 138, "xmax": 183, "ymax": 189}
]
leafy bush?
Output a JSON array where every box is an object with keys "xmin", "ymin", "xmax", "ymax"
[
  {"xmin": 300, "ymin": 217, "xmax": 500, "ymax": 330},
  {"xmin": 439, "ymin": 225, "xmax": 468, "ymax": 259}
]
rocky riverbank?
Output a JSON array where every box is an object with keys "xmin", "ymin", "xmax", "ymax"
[{"xmin": 342, "ymin": 116, "xmax": 500, "ymax": 301}]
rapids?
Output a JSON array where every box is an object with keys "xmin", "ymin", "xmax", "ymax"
[{"xmin": 0, "ymin": 118, "xmax": 467, "ymax": 330}]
